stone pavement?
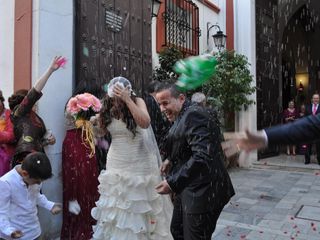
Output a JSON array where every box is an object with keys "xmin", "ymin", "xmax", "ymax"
[{"xmin": 212, "ymin": 154, "xmax": 320, "ymax": 240}]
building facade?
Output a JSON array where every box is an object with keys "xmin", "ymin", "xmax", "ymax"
[{"xmin": 0, "ymin": 0, "xmax": 237, "ymax": 237}]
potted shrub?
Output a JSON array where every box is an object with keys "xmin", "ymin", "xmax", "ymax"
[
  {"xmin": 153, "ymin": 46, "xmax": 183, "ymax": 83},
  {"xmin": 203, "ymin": 50, "xmax": 256, "ymax": 131}
]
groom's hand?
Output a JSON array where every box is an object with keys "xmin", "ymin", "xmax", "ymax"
[
  {"xmin": 160, "ymin": 159, "xmax": 171, "ymax": 176},
  {"xmin": 155, "ymin": 180, "xmax": 172, "ymax": 194}
]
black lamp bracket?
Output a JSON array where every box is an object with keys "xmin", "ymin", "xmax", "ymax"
[{"xmin": 206, "ymin": 22, "xmax": 221, "ymax": 46}]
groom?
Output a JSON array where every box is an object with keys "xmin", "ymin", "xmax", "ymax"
[{"xmin": 155, "ymin": 83, "xmax": 235, "ymax": 240}]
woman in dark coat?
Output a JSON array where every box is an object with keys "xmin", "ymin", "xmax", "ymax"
[{"xmin": 8, "ymin": 56, "xmax": 62, "ymax": 166}]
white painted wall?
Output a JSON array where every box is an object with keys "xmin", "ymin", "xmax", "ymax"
[
  {"xmin": 196, "ymin": 0, "xmax": 226, "ymax": 54},
  {"xmin": 0, "ymin": 0, "xmax": 14, "ymax": 108},
  {"xmin": 151, "ymin": 0, "xmax": 225, "ymax": 68},
  {"xmin": 32, "ymin": 0, "xmax": 74, "ymax": 238},
  {"xmin": 234, "ymin": 0, "xmax": 258, "ymax": 165}
]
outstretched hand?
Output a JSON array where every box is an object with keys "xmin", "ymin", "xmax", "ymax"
[
  {"xmin": 34, "ymin": 56, "xmax": 65, "ymax": 92},
  {"xmin": 51, "ymin": 203, "xmax": 62, "ymax": 215},
  {"xmin": 50, "ymin": 56, "xmax": 65, "ymax": 72},
  {"xmin": 221, "ymin": 130, "xmax": 268, "ymax": 158}
]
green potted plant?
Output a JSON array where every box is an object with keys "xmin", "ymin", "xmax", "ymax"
[
  {"xmin": 203, "ymin": 50, "xmax": 256, "ymax": 131},
  {"xmin": 153, "ymin": 46, "xmax": 183, "ymax": 83}
]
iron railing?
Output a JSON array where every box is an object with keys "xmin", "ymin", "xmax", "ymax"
[{"xmin": 162, "ymin": 0, "xmax": 200, "ymax": 56}]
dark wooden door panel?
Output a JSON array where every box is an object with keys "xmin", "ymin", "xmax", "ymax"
[
  {"xmin": 114, "ymin": 52, "xmax": 129, "ymax": 78},
  {"xmin": 76, "ymin": 0, "xmax": 152, "ymax": 97},
  {"xmin": 114, "ymin": 0, "xmax": 130, "ymax": 54},
  {"xmin": 130, "ymin": 0, "xmax": 143, "ymax": 57},
  {"xmin": 142, "ymin": 56, "xmax": 152, "ymax": 89},
  {"xmin": 100, "ymin": 48, "xmax": 115, "ymax": 84},
  {"xmin": 129, "ymin": 55, "xmax": 143, "ymax": 92},
  {"xmin": 76, "ymin": 0, "xmax": 100, "ymax": 88}
]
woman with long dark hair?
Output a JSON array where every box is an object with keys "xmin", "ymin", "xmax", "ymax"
[{"xmin": 91, "ymin": 77, "xmax": 173, "ymax": 240}]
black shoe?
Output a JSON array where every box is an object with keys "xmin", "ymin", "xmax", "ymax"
[{"xmin": 305, "ymin": 160, "xmax": 310, "ymax": 164}]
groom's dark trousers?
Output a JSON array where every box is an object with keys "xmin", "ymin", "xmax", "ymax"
[{"xmin": 170, "ymin": 195, "xmax": 223, "ymax": 240}]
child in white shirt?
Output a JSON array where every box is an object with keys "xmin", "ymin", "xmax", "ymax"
[{"xmin": 0, "ymin": 152, "xmax": 62, "ymax": 240}]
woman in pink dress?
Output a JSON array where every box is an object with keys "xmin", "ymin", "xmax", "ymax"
[
  {"xmin": 0, "ymin": 90, "xmax": 15, "ymax": 176},
  {"xmin": 282, "ymin": 100, "xmax": 299, "ymax": 155}
]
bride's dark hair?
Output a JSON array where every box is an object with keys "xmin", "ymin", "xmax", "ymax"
[{"xmin": 100, "ymin": 94, "xmax": 137, "ymax": 136}]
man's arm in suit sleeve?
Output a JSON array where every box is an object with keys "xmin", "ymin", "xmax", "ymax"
[{"xmin": 265, "ymin": 114, "xmax": 320, "ymax": 146}]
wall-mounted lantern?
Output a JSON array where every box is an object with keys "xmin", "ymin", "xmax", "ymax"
[{"xmin": 207, "ymin": 22, "xmax": 227, "ymax": 51}]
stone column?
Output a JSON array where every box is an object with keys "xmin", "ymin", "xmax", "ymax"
[{"xmin": 234, "ymin": 0, "xmax": 258, "ymax": 166}]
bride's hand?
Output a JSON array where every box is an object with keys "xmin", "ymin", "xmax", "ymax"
[{"xmin": 113, "ymin": 84, "xmax": 131, "ymax": 103}]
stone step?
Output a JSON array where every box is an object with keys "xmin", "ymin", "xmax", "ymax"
[{"xmin": 252, "ymin": 160, "xmax": 320, "ymax": 173}]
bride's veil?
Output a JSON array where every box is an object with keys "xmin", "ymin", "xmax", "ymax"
[{"xmin": 141, "ymin": 126, "xmax": 163, "ymax": 172}]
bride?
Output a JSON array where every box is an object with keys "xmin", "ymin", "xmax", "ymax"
[{"xmin": 91, "ymin": 77, "xmax": 173, "ymax": 240}]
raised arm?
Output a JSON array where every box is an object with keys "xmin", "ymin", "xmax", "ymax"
[
  {"xmin": 34, "ymin": 56, "xmax": 63, "ymax": 93},
  {"xmin": 12, "ymin": 56, "xmax": 64, "ymax": 118},
  {"xmin": 113, "ymin": 85, "xmax": 150, "ymax": 128}
]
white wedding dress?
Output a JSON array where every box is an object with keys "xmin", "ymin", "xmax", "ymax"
[{"xmin": 91, "ymin": 119, "xmax": 173, "ymax": 240}]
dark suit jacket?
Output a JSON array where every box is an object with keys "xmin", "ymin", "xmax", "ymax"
[
  {"xmin": 265, "ymin": 113, "xmax": 320, "ymax": 146},
  {"xmin": 305, "ymin": 104, "xmax": 320, "ymax": 116},
  {"xmin": 165, "ymin": 101, "xmax": 235, "ymax": 213}
]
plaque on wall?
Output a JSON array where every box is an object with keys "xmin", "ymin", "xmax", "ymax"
[{"xmin": 105, "ymin": 10, "xmax": 122, "ymax": 32}]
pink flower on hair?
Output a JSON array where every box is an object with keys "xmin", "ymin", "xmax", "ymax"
[
  {"xmin": 91, "ymin": 96, "xmax": 102, "ymax": 112},
  {"xmin": 66, "ymin": 97, "xmax": 80, "ymax": 114},
  {"xmin": 76, "ymin": 93, "xmax": 92, "ymax": 111}
]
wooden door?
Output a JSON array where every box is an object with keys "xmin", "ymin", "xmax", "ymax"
[{"xmin": 75, "ymin": 0, "xmax": 152, "ymax": 97}]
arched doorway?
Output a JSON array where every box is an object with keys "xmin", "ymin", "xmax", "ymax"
[
  {"xmin": 281, "ymin": 3, "xmax": 320, "ymax": 110},
  {"xmin": 256, "ymin": 0, "xmax": 320, "ymax": 158}
]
